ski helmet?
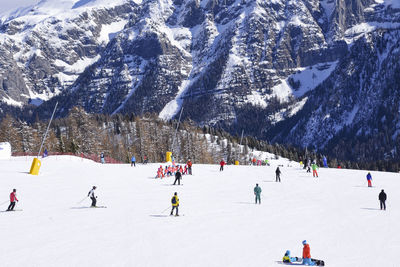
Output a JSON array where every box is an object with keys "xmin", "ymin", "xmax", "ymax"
[{"xmin": 302, "ymin": 240, "xmax": 307, "ymax": 245}]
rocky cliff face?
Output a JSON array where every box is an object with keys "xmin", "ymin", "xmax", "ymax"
[{"xmin": 1, "ymin": 0, "xmax": 400, "ymax": 161}]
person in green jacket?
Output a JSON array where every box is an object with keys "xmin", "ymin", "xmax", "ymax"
[
  {"xmin": 312, "ymin": 163, "xmax": 319, "ymax": 177},
  {"xmin": 254, "ymin": 184, "xmax": 262, "ymax": 204}
]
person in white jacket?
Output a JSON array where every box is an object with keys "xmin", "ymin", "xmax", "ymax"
[{"xmin": 88, "ymin": 186, "xmax": 97, "ymax": 207}]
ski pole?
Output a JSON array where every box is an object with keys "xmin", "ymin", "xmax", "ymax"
[
  {"xmin": 77, "ymin": 196, "xmax": 88, "ymax": 204},
  {"xmin": 161, "ymin": 206, "xmax": 171, "ymax": 213}
]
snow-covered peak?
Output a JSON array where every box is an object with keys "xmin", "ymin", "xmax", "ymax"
[{"xmin": 0, "ymin": 0, "xmax": 130, "ymax": 24}]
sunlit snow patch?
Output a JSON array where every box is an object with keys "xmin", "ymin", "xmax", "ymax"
[{"xmin": 271, "ymin": 61, "xmax": 338, "ymax": 102}]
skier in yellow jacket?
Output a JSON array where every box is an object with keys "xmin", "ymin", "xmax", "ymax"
[{"xmin": 170, "ymin": 192, "xmax": 179, "ymax": 216}]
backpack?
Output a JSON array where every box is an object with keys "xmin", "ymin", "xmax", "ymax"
[{"xmin": 171, "ymin": 196, "xmax": 176, "ymax": 204}]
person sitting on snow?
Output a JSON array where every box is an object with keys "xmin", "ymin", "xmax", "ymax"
[{"xmin": 282, "ymin": 250, "xmax": 299, "ymax": 263}]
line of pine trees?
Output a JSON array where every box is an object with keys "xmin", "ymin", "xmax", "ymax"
[{"xmin": 1, "ymin": 106, "xmax": 399, "ymax": 172}]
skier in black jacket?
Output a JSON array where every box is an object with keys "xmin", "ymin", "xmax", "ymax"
[
  {"xmin": 379, "ymin": 190, "xmax": 387, "ymax": 210},
  {"xmin": 276, "ymin": 167, "xmax": 281, "ymax": 182},
  {"xmin": 173, "ymin": 170, "xmax": 182, "ymax": 185}
]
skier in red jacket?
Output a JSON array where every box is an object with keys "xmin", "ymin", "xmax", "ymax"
[
  {"xmin": 220, "ymin": 159, "xmax": 226, "ymax": 171},
  {"xmin": 7, "ymin": 189, "xmax": 18, "ymax": 211}
]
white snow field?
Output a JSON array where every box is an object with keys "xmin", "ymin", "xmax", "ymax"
[{"xmin": 0, "ymin": 156, "xmax": 399, "ymax": 267}]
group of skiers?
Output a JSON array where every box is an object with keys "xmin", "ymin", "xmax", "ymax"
[
  {"xmin": 156, "ymin": 159, "xmax": 192, "ymax": 178},
  {"xmin": 250, "ymin": 157, "xmax": 270, "ymax": 166}
]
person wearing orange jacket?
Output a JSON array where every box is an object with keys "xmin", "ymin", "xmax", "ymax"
[
  {"xmin": 302, "ymin": 240, "xmax": 315, "ymax": 266},
  {"xmin": 187, "ymin": 159, "xmax": 193, "ymax": 175}
]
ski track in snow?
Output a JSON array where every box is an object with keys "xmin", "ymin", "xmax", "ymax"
[{"xmin": 0, "ymin": 156, "xmax": 399, "ymax": 266}]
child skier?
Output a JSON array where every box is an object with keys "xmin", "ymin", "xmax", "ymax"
[
  {"xmin": 7, "ymin": 189, "xmax": 18, "ymax": 211},
  {"xmin": 88, "ymin": 186, "xmax": 97, "ymax": 207},
  {"xmin": 183, "ymin": 165, "xmax": 188, "ymax": 175},
  {"xmin": 170, "ymin": 192, "xmax": 179, "ymax": 216},
  {"xmin": 366, "ymin": 172, "xmax": 372, "ymax": 187},
  {"xmin": 131, "ymin": 155, "xmax": 136, "ymax": 167},
  {"xmin": 311, "ymin": 163, "xmax": 318, "ymax": 177},
  {"xmin": 100, "ymin": 152, "xmax": 105, "ymax": 164}
]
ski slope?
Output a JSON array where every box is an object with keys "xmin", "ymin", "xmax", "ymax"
[{"xmin": 0, "ymin": 156, "xmax": 399, "ymax": 267}]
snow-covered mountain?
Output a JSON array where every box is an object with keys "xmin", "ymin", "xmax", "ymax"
[{"xmin": 1, "ymin": 0, "xmax": 400, "ymax": 161}]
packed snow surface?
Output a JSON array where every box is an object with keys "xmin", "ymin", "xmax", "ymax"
[{"xmin": 0, "ymin": 156, "xmax": 399, "ymax": 267}]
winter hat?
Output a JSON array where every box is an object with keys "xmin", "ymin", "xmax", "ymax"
[
  {"xmin": 302, "ymin": 240, "xmax": 307, "ymax": 245},
  {"xmin": 285, "ymin": 250, "xmax": 290, "ymax": 256}
]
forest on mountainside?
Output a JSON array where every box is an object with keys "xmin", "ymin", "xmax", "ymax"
[{"xmin": 1, "ymin": 106, "xmax": 399, "ymax": 172}]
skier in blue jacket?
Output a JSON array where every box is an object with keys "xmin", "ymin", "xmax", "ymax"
[{"xmin": 131, "ymin": 156, "xmax": 136, "ymax": 167}]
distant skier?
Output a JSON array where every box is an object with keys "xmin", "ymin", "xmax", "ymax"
[
  {"xmin": 143, "ymin": 155, "xmax": 148, "ymax": 164},
  {"xmin": 275, "ymin": 167, "xmax": 281, "ymax": 182},
  {"xmin": 42, "ymin": 148, "xmax": 48, "ymax": 158},
  {"xmin": 379, "ymin": 189, "xmax": 387, "ymax": 210},
  {"xmin": 131, "ymin": 155, "xmax": 136, "ymax": 167},
  {"xmin": 366, "ymin": 172, "xmax": 372, "ymax": 187},
  {"xmin": 173, "ymin": 169, "xmax": 182, "ymax": 185},
  {"xmin": 323, "ymin": 156, "xmax": 328, "ymax": 167},
  {"xmin": 220, "ymin": 159, "xmax": 226, "ymax": 171},
  {"xmin": 7, "ymin": 189, "xmax": 18, "ymax": 211},
  {"xmin": 302, "ymin": 240, "xmax": 315, "ymax": 266},
  {"xmin": 254, "ymin": 184, "xmax": 262, "ymax": 204},
  {"xmin": 311, "ymin": 163, "xmax": 318, "ymax": 177},
  {"xmin": 170, "ymin": 192, "xmax": 179, "ymax": 216},
  {"xmin": 187, "ymin": 159, "xmax": 193, "ymax": 175},
  {"xmin": 100, "ymin": 152, "xmax": 105, "ymax": 164},
  {"xmin": 88, "ymin": 186, "xmax": 97, "ymax": 207},
  {"xmin": 282, "ymin": 250, "xmax": 299, "ymax": 264}
]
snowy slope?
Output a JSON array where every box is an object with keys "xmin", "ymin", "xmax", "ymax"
[{"xmin": 0, "ymin": 156, "xmax": 399, "ymax": 267}]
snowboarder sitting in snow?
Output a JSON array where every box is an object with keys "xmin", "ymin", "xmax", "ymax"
[
  {"xmin": 282, "ymin": 250, "xmax": 299, "ymax": 263},
  {"xmin": 170, "ymin": 192, "xmax": 179, "ymax": 216}
]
